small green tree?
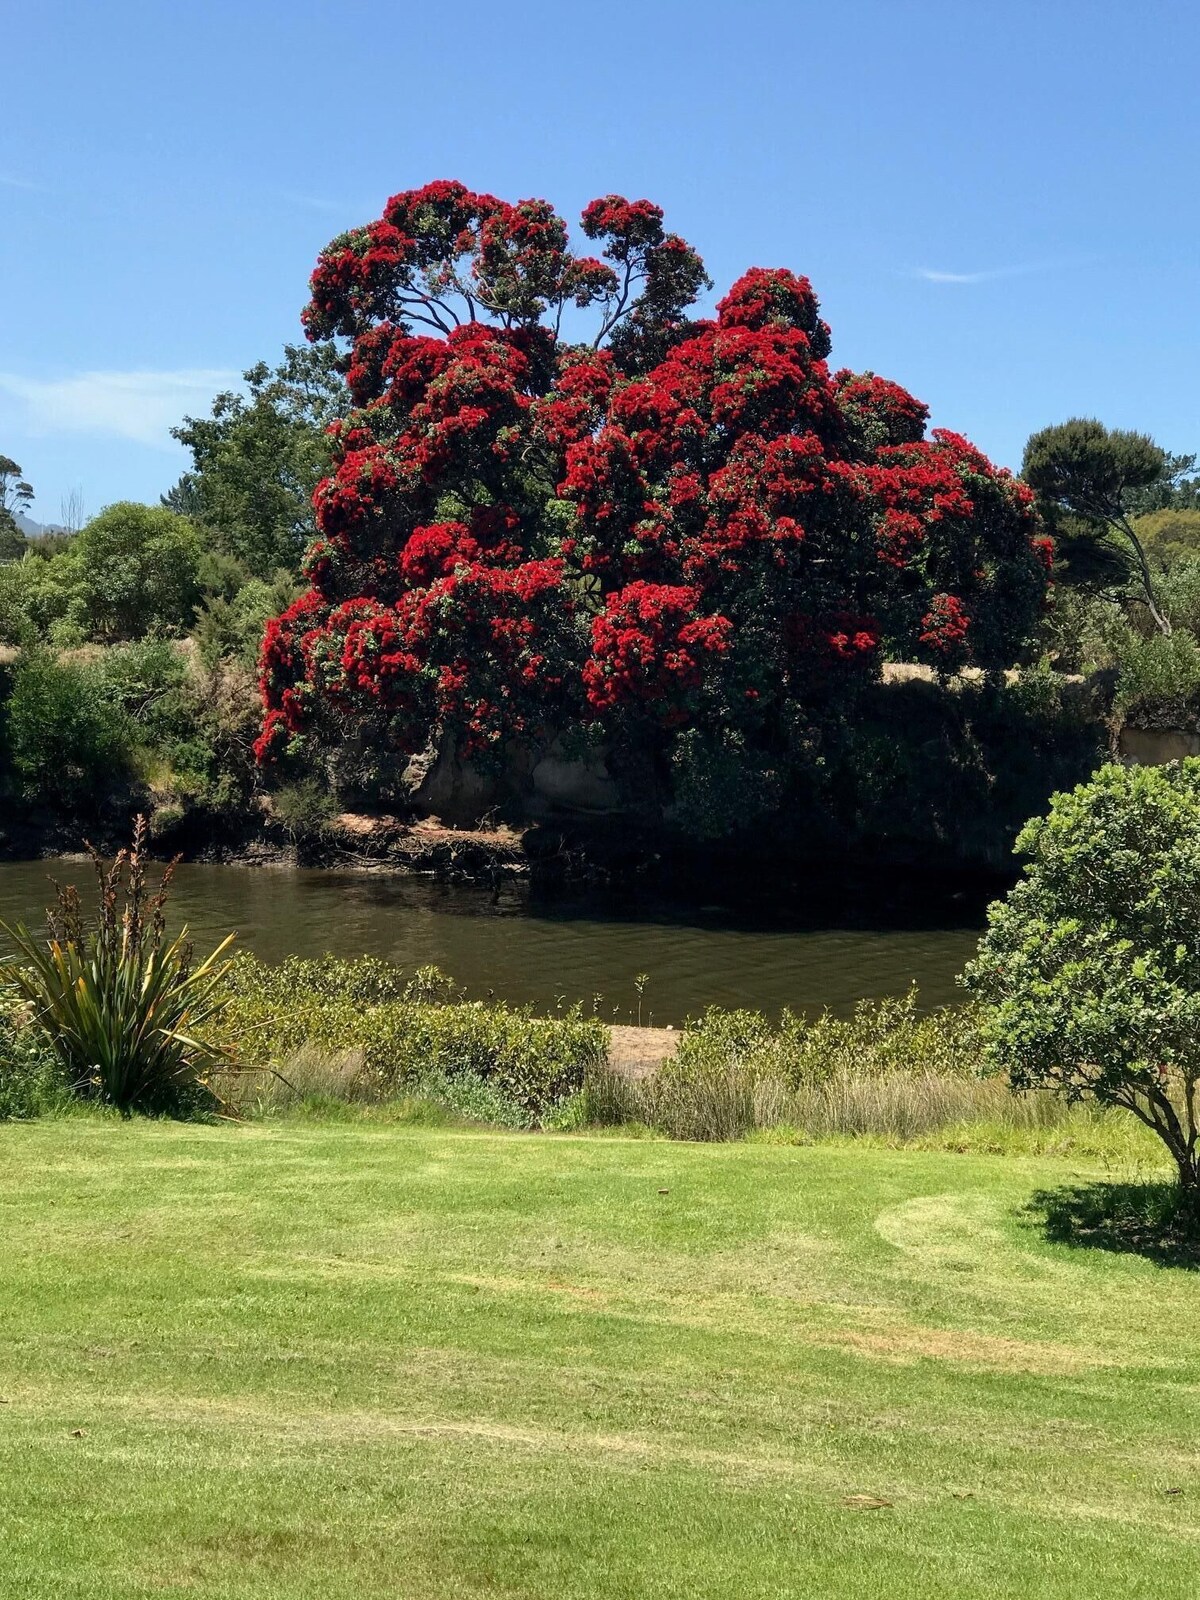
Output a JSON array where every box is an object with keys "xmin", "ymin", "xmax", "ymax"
[
  {"xmin": 964, "ymin": 761, "xmax": 1200, "ymax": 1194},
  {"xmin": 68, "ymin": 502, "xmax": 203, "ymax": 639},
  {"xmin": 1022, "ymin": 420, "xmax": 1175, "ymax": 633}
]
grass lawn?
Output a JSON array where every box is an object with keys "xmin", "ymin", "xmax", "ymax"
[{"xmin": 0, "ymin": 1119, "xmax": 1197, "ymax": 1598}]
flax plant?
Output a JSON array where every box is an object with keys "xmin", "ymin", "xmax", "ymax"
[{"xmin": 0, "ymin": 817, "xmax": 235, "ymax": 1114}]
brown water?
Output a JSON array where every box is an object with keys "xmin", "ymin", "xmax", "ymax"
[{"xmin": 0, "ymin": 859, "xmax": 985, "ymax": 1026}]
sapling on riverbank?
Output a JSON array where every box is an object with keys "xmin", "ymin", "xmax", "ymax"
[{"xmin": 964, "ymin": 760, "xmax": 1200, "ymax": 1195}]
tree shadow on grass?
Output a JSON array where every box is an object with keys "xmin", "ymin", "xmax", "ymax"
[{"xmin": 1027, "ymin": 1180, "xmax": 1200, "ymax": 1270}]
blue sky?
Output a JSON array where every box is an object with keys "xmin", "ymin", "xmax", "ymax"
[{"xmin": 3, "ymin": 0, "xmax": 1197, "ymax": 523}]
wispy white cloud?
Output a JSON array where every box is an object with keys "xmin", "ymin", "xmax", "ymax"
[
  {"xmin": 0, "ymin": 172, "xmax": 45, "ymax": 192},
  {"xmin": 0, "ymin": 368, "xmax": 241, "ymax": 448},
  {"xmin": 274, "ymin": 188, "xmax": 359, "ymax": 216},
  {"xmin": 910, "ymin": 262, "xmax": 1059, "ymax": 285}
]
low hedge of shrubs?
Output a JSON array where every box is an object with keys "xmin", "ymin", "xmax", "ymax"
[{"xmin": 221, "ymin": 954, "xmax": 608, "ymax": 1120}]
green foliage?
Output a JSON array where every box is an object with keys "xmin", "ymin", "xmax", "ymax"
[
  {"xmin": 1037, "ymin": 587, "xmax": 1129, "ymax": 674},
  {"xmin": 1137, "ymin": 508, "xmax": 1200, "ymax": 572},
  {"xmin": 93, "ymin": 636, "xmax": 191, "ymax": 724},
  {"xmin": 0, "ymin": 454, "xmax": 33, "ymax": 563},
  {"xmin": 1024, "ymin": 419, "xmax": 1168, "ymax": 525},
  {"xmin": 0, "ymin": 561, "xmax": 33, "ymax": 642},
  {"xmin": 1154, "ymin": 556, "xmax": 1200, "ymax": 636},
  {"xmin": 226, "ymin": 953, "xmax": 411, "ymax": 1009},
  {"xmin": 222, "ymin": 953, "xmax": 607, "ymax": 1118},
  {"xmin": 0, "ymin": 629, "xmax": 261, "ymax": 828},
  {"xmin": 0, "ymin": 551, "xmax": 77, "ymax": 644},
  {"xmin": 270, "ymin": 778, "xmax": 338, "ymax": 841},
  {"xmin": 404, "ymin": 1068, "xmax": 533, "ymax": 1129},
  {"xmin": 668, "ymin": 727, "xmax": 783, "ymax": 840},
  {"xmin": 67, "ymin": 502, "xmax": 204, "ymax": 640},
  {"xmin": 819, "ymin": 672, "xmax": 1103, "ymax": 868},
  {"xmin": 1113, "ymin": 629, "xmax": 1200, "ymax": 727},
  {"xmin": 1036, "ymin": 561, "xmax": 1200, "ymax": 732},
  {"xmin": 673, "ymin": 988, "xmax": 981, "ymax": 1088},
  {"xmin": 1123, "ymin": 450, "xmax": 1200, "ymax": 516},
  {"xmin": 81, "ymin": 640, "xmax": 261, "ymax": 818},
  {"xmin": 192, "ymin": 571, "xmax": 301, "ymax": 669},
  {"xmin": 0, "ymin": 522, "xmax": 25, "ymax": 563},
  {"xmin": 580, "ymin": 991, "xmax": 1097, "ymax": 1145},
  {"xmin": 0, "ymin": 823, "xmax": 235, "ymax": 1115},
  {"xmin": 0, "ymin": 503, "xmax": 206, "ymax": 645},
  {"xmin": 632, "ymin": 992, "xmax": 982, "ymax": 1141},
  {"xmin": 170, "ymin": 344, "xmax": 341, "ymax": 577},
  {"xmin": 1, "ymin": 649, "xmax": 137, "ymax": 804},
  {"xmin": 0, "ymin": 997, "xmax": 66, "ymax": 1119},
  {"xmin": 1023, "ymin": 419, "xmax": 1172, "ymax": 629},
  {"xmin": 963, "ymin": 761, "xmax": 1200, "ymax": 1189}
]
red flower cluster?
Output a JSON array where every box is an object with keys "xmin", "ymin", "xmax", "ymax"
[
  {"xmin": 583, "ymin": 583, "xmax": 733, "ymax": 724},
  {"xmin": 919, "ymin": 592, "xmax": 972, "ymax": 654},
  {"xmin": 259, "ymin": 182, "xmax": 1051, "ymax": 777}
]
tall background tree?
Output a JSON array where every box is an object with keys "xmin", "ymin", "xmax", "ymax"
[
  {"xmin": 168, "ymin": 343, "xmax": 342, "ymax": 579},
  {"xmin": 1022, "ymin": 419, "xmax": 1199, "ymax": 630},
  {"xmin": 0, "ymin": 455, "xmax": 34, "ymax": 563},
  {"xmin": 256, "ymin": 181, "xmax": 1051, "ymax": 829}
]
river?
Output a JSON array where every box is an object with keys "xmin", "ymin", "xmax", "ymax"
[{"xmin": 0, "ymin": 859, "xmax": 987, "ymax": 1026}]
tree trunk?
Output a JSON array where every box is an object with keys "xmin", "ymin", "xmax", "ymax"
[
  {"xmin": 1118, "ymin": 516, "xmax": 1172, "ymax": 636},
  {"xmin": 1174, "ymin": 1150, "xmax": 1200, "ymax": 1205}
]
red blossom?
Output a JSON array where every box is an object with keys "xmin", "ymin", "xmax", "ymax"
[{"xmin": 259, "ymin": 179, "xmax": 1049, "ymax": 771}]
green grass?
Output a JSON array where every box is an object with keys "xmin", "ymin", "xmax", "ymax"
[{"xmin": 0, "ymin": 1119, "xmax": 1198, "ymax": 1598}]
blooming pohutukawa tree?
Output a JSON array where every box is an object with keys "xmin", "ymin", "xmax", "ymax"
[{"xmin": 257, "ymin": 180, "xmax": 1050, "ymax": 811}]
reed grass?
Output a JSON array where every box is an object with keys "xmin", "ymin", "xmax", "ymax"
[
  {"xmin": 582, "ymin": 1059, "xmax": 1148, "ymax": 1154},
  {"xmin": 582, "ymin": 989, "xmax": 1153, "ymax": 1157}
]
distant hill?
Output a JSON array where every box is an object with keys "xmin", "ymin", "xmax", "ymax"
[{"xmin": 13, "ymin": 512, "xmax": 68, "ymax": 538}]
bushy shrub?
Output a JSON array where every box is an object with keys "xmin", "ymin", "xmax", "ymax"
[
  {"xmin": 0, "ymin": 999, "xmax": 66, "ymax": 1120},
  {"xmin": 406, "ymin": 1068, "xmax": 533, "ymax": 1129},
  {"xmin": 1137, "ymin": 509, "xmax": 1200, "ymax": 572},
  {"xmin": 93, "ymin": 636, "xmax": 190, "ymax": 716},
  {"xmin": 226, "ymin": 952, "xmax": 413, "ymax": 1008},
  {"xmin": 1156, "ymin": 557, "xmax": 1200, "ymax": 636},
  {"xmin": 0, "ymin": 505, "xmax": 205, "ymax": 647},
  {"xmin": 1, "ymin": 649, "xmax": 137, "ymax": 803},
  {"xmin": 193, "ymin": 572, "xmax": 301, "ymax": 669},
  {"xmin": 0, "ymin": 821, "xmax": 235, "ymax": 1115},
  {"xmin": 668, "ymin": 728, "xmax": 783, "ymax": 840},
  {"xmin": 814, "ymin": 671, "xmax": 1105, "ymax": 869},
  {"xmin": 217, "ymin": 1039, "xmax": 533, "ymax": 1128},
  {"xmin": 85, "ymin": 640, "xmax": 261, "ymax": 819},
  {"xmin": 271, "ymin": 779, "xmax": 338, "ymax": 841},
  {"xmin": 1113, "ymin": 629, "xmax": 1200, "ymax": 728},
  {"xmin": 93, "ymin": 639, "xmax": 199, "ymax": 787},
  {"xmin": 677, "ymin": 988, "xmax": 982, "ymax": 1087},
  {"xmin": 0, "ymin": 554, "xmax": 77, "ymax": 644},
  {"xmin": 222, "ymin": 953, "xmax": 607, "ymax": 1118},
  {"xmin": 0, "ymin": 563, "xmax": 36, "ymax": 646}
]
